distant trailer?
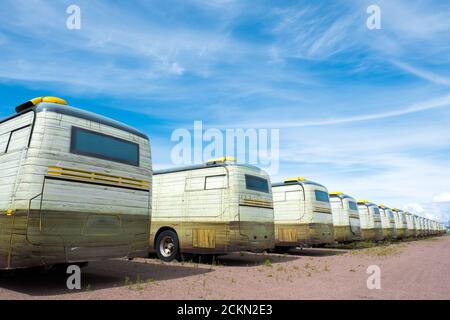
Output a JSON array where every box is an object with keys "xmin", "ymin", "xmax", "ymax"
[
  {"xmin": 423, "ymin": 218, "xmax": 430, "ymax": 236},
  {"xmin": 392, "ymin": 208, "xmax": 408, "ymax": 239},
  {"xmin": 404, "ymin": 212, "xmax": 417, "ymax": 238},
  {"xmin": 417, "ymin": 216, "xmax": 425, "ymax": 237},
  {"xmin": 412, "ymin": 215, "xmax": 421, "ymax": 237},
  {"xmin": 0, "ymin": 97, "xmax": 152, "ymax": 270},
  {"xmin": 150, "ymin": 157, "xmax": 275, "ymax": 261},
  {"xmin": 357, "ymin": 200, "xmax": 383, "ymax": 241},
  {"xmin": 329, "ymin": 192, "xmax": 361, "ymax": 242},
  {"xmin": 430, "ymin": 220, "xmax": 436, "ymax": 235},
  {"xmin": 272, "ymin": 177, "xmax": 334, "ymax": 249},
  {"xmin": 378, "ymin": 205, "xmax": 397, "ymax": 240}
]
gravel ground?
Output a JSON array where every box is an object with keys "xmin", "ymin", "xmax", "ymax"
[{"xmin": 1, "ymin": 235, "xmax": 449, "ymax": 300}]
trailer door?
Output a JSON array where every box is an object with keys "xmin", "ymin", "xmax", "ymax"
[{"xmin": 0, "ymin": 111, "xmax": 34, "ymax": 212}]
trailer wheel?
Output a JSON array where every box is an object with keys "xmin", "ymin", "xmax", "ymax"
[
  {"xmin": 274, "ymin": 246, "xmax": 292, "ymax": 254},
  {"xmin": 156, "ymin": 230, "xmax": 180, "ymax": 262}
]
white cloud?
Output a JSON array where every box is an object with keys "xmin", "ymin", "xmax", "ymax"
[
  {"xmin": 403, "ymin": 203, "xmax": 425, "ymax": 213},
  {"xmin": 169, "ymin": 63, "xmax": 186, "ymax": 76},
  {"xmin": 433, "ymin": 192, "xmax": 450, "ymax": 202}
]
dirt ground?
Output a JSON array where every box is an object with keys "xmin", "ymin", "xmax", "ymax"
[{"xmin": 1, "ymin": 235, "xmax": 449, "ymax": 300}]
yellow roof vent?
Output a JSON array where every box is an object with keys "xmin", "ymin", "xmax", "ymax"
[
  {"xmin": 357, "ymin": 200, "xmax": 369, "ymax": 204},
  {"xmin": 285, "ymin": 177, "xmax": 306, "ymax": 183},
  {"xmin": 16, "ymin": 96, "xmax": 68, "ymax": 113},
  {"xmin": 206, "ymin": 156, "xmax": 236, "ymax": 165},
  {"xmin": 329, "ymin": 192, "xmax": 343, "ymax": 196}
]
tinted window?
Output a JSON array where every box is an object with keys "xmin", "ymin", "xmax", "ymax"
[
  {"xmin": 373, "ymin": 207, "xmax": 381, "ymax": 215},
  {"xmin": 245, "ymin": 174, "xmax": 269, "ymax": 193},
  {"xmin": 71, "ymin": 127, "xmax": 139, "ymax": 166},
  {"xmin": 314, "ymin": 190, "xmax": 330, "ymax": 203},
  {"xmin": 348, "ymin": 201, "xmax": 358, "ymax": 211}
]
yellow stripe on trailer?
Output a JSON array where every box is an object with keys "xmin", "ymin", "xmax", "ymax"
[
  {"xmin": 284, "ymin": 177, "xmax": 306, "ymax": 182},
  {"xmin": 47, "ymin": 166, "xmax": 150, "ymax": 190}
]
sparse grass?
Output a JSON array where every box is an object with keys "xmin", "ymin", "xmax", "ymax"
[
  {"xmin": 263, "ymin": 257, "xmax": 272, "ymax": 267},
  {"xmin": 363, "ymin": 246, "xmax": 402, "ymax": 257},
  {"xmin": 123, "ymin": 276, "xmax": 132, "ymax": 286},
  {"xmin": 123, "ymin": 274, "xmax": 153, "ymax": 291}
]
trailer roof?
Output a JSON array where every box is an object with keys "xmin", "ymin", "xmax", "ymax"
[
  {"xmin": 154, "ymin": 162, "xmax": 263, "ymax": 175},
  {"xmin": 329, "ymin": 192, "xmax": 354, "ymax": 200},
  {"xmin": 36, "ymin": 103, "xmax": 149, "ymax": 139},
  {"xmin": 357, "ymin": 200, "xmax": 378, "ymax": 207},
  {"xmin": 272, "ymin": 179, "xmax": 326, "ymax": 188},
  {"xmin": 1, "ymin": 102, "xmax": 148, "ymax": 140}
]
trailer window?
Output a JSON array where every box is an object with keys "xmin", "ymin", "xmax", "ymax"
[
  {"xmin": 6, "ymin": 126, "xmax": 31, "ymax": 153},
  {"xmin": 185, "ymin": 176, "xmax": 205, "ymax": 191},
  {"xmin": 373, "ymin": 207, "xmax": 381, "ymax": 215},
  {"xmin": 245, "ymin": 174, "xmax": 269, "ymax": 193},
  {"xmin": 205, "ymin": 175, "xmax": 227, "ymax": 190},
  {"xmin": 71, "ymin": 127, "xmax": 139, "ymax": 166},
  {"xmin": 348, "ymin": 201, "xmax": 358, "ymax": 211},
  {"xmin": 0, "ymin": 133, "xmax": 8, "ymax": 154},
  {"xmin": 314, "ymin": 190, "xmax": 329, "ymax": 203}
]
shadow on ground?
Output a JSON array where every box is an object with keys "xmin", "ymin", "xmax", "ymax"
[
  {"xmin": 288, "ymin": 248, "xmax": 348, "ymax": 257},
  {"xmin": 0, "ymin": 259, "xmax": 211, "ymax": 297},
  {"xmin": 147, "ymin": 252, "xmax": 300, "ymax": 267},
  {"xmin": 216, "ymin": 252, "xmax": 299, "ymax": 266}
]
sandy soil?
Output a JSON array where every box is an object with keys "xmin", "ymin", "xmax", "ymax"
[{"xmin": 1, "ymin": 235, "xmax": 449, "ymax": 300}]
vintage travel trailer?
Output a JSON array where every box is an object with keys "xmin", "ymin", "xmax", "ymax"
[
  {"xmin": 329, "ymin": 192, "xmax": 361, "ymax": 242},
  {"xmin": 378, "ymin": 204, "xmax": 397, "ymax": 239},
  {"xmin": 0, "ymin": 97, "xmax": 152, "ymax": 270},
  {"xmin": 417, "ymin": 216, "xmax": 425, "ymax": 237},
  {"xmin": 412, "ymin": 215, "xmax": 421, "ymax": 237},
  {"xmin": 430, "ymin": 220, "xmax": 437, "ymax": 235},
  {"xmin": 404, "ymin": 212, "xmax": 417, "ymax": 238},
  {"xmin": 423, "ymin": 217, "xmax": 431, "ymax": 236},
  {"xmin": 435, "ymin": 221, "xmax": 440, "ymax": 235},
  {"xmin": 150, "ymin": 157, "xmax": 274, "ymax": 261},
  {"xmin": 357, "ymin": 200, "xmax": 383, "ymax": 241},
  {"xmin": 392, "ymin": 208, "xmax": 408, "ymax": 239},
  {"xmin": 272, "ymin": 177, "xmax": 334, "ymax": 250},
  {"xmin": 421, "ymin": 217, "xmax": 428, "ymax": 236}
]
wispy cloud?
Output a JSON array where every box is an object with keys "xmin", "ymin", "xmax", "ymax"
[
  {"xmin": 222, "ymin": 94, "xmax": 450, "ymax": 128},
  {"xmin": 392, "ymin": 61, "xmax": 450, "ymax": 86}
]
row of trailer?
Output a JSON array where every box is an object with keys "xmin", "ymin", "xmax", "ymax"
[{"xmin": 0, "ymin": 97, "xmax": 446, "ymax": 269}]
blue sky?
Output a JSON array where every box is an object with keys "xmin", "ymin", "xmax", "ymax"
[{"xmin": 0, "ymin": 0, "xmax": 449, "ymax": 223}]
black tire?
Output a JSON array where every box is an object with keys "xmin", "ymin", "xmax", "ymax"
[
  {"xmin": 273, "ymin": 246, "xmax": 292, "ymax": 254},
  {"xmin": 155, "ymin": 230, "xmax": 180, "ymax": 262}
]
